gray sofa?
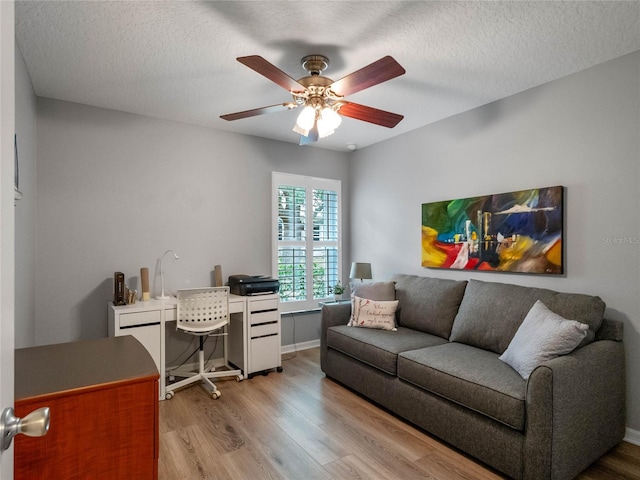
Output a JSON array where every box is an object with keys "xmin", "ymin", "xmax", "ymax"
[{"xmin": 320, "ymin": 274, "xmax": 626, "ymax": 480}]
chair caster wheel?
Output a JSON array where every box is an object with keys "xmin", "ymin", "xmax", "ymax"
[
  {"xmin": 165, "ymin": 391, "xmax": 174, "ymax": 400},
  {"xmin": 277, "ymin": 366, "xmax": 283, "ymax": 373},
  {"xmin": 236, "ymin": 376, "xmax": 242, "ymax": 382},
  {"xmin": 212, "ymin": 390, "xmax": 221, "ymax": 399}
]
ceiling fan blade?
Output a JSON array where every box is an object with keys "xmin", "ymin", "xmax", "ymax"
[
  {"xmin": 220, "ymin": 103, "xmax": 296, "ymax": 121},
  {"xmin": 237, "ymin": 56, "xmax": 306, "ymax": 93},
  {"xmin": 338, "ymin": 102, "xmax": 404, "ymax": 128},
  {"xmin": 330, "ymin": 56, "xmax": 405, "ymax": 97},
  {"xmin": 299, "ymin": 122, "xmax": 319, "ymax": 145}
]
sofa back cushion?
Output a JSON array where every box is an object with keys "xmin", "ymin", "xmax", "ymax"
[
  {"xmin": 449, "ymin": 279, "xmax": 606, "ymax": 354},
  {"xmin": 390, "ymin": 274, "xmax": 468, "ymax": 338}
]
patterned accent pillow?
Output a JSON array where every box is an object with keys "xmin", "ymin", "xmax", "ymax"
[
  {"xmin": 349, "ymin": 295, "xmax": 399, "ymax": 331},
  {"xmin": 499, "ymin": 300, "xmax": 588, "ymax": 379}
]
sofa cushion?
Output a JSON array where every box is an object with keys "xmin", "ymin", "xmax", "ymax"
[
  {"xmin": 499, "ymin": 300, "xmax": 588, "ymax": 379},
  {"xmin": 449, "ymin": 279, "xmax": 605, "ymax": 354},
  {"xmin": 326, "ymin": 325, "xmax": 448, "ymax": 376},
  {"xmin": 390, "ymin": 274, "xmax": 467, "ymax": 338},
  {"xmin": 398, "ymin": 342, "xmax": 526, "ymax": 430},
  {"xmin": 350, "ymin": 296, "xmax": 399, "ymax": 330}
]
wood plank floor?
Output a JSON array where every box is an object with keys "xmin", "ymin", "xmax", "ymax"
[{"xmin": 159, "ymin": 348, "xmax": 640, "ymax": 480}]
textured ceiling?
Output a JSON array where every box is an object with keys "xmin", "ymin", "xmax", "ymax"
[{"xmin": 15, "ymin": 1, "xmax": 640, "ymax": 152}]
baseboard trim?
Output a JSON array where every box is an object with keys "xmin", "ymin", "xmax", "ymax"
[
  {"xmin": 625, "ymin": 427, "xmax": 640, "ymax": 446},
  {"xmin": 281, "ymin": 339, "xmax": 320, "ymax": 354}
]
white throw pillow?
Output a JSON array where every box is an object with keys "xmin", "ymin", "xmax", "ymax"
[
  {"xmin": 499, "ymin": 300, "xmax": 588, "ymax": 380},
  {"xmin": 349, "ymin": 295, "xmax": 399, "ymax": 331}
]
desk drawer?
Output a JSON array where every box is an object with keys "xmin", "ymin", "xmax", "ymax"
[
  {"xmin": 165, "ymin": 308, "xmax": 177, "ymax": 322},
  {"xmin": 250, "ymin": 310, "xmax": 279, "ymax": 326},
  {"xmin": 251, "ymin": 322, "xmax": 279, "ymax": 338},
  {"xmin": 229, "ymin": 300, "xmax": 244, "ymax": 314},
  {"xmin": 249, "ymin": 298, "xmax": 278, "ymax": 313},
  {"xmin": 250, "ymin": 335, "xmax": 280, "ymax": 373},
  {"xmin": 120, "ymin": 310, "xmax": 161, "ymax": 328}
]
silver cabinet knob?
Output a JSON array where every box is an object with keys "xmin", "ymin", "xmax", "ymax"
[{"xmin": 0, "ymin": 406, "xmax": 50, "ymax": 451}]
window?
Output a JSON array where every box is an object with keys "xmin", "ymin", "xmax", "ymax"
[{"xmin": 272, "ymin": 172, "xmax": 341, "ymax": 312}]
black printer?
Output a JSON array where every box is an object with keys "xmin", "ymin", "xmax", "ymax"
[{"xmin": 228, "ymin": 274, "xmax": 280, "ymax": 296}]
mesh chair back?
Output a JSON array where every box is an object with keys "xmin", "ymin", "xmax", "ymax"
[{"xmin": 177, "ymin": 287, "xmax": 229, "ymax": 334}]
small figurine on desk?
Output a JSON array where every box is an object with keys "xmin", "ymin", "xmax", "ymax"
[
  {"xmin": 125, "ymin": 287, "xmax": 137, "ymax": 305},
  {"xmin": 140, "ymin": 267, "xmax": 150, "ymax": 301}
]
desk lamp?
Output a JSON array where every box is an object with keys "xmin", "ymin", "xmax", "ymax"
[
  {"xmin": 157, "ymin": 249, "xmax": 179, "ymax": 299},
  {"xmin": 349, "ymin": 262, "xmax": 372, "ymax": 282}
]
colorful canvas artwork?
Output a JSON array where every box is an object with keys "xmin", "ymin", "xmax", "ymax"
[{"xmin": 421, "ymin": 186, "xmax": 563, "ymax": 274}]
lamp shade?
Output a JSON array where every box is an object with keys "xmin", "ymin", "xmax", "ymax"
[
  {"xmin": 317, "ymin": 107, "xmax": 342, "ymax": 138},
  {"xmin": 349, "ymin": 262, "xmax": 372, "ymax": 281},
  {"xmin": 293, "ymin": 106, "xmax": 315, "ymax": 136}
]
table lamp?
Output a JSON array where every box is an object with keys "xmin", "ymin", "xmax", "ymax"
[
  {"xmin": 349, "ymin": 262, "xmax": 372, "ymax": 282},
  {"xmin": 157, "ymin": 249, "xmax": 179, "ymax": 299}
]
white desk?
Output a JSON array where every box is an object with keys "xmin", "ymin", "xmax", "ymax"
[{"xmin": 108, "ymin": 293, "xmax": 281, "ymax": 400}]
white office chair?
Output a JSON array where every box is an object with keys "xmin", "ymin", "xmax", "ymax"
[{"xmin": 165, "ymin": 287, "xmax": 241, "ymax": 399}]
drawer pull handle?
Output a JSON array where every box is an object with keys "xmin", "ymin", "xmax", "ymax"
[
  {"xmin": 0, "ymin": 406, "xmax": 50, "ymax": 451},
  {"xmin": 251, "ymin": 333, "xmax": 278, "ymax": 340}
]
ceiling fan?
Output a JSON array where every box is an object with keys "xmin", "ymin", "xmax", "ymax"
[{"xmin": 220, "ymin": 54, "xmax": 406, "ymax": 145}]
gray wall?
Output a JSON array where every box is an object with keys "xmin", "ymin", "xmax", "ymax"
[
  {"xmin": 35, "ymin": 99, "xmax": 348, "ymax": 359},
  {"xmin": 349, "ymin": 51, "xmax": 640, "ymax": 430},
  {"xmin": 20, "ymin": 46, "xmax": 640, "ymax": 432},
  {"xmin": 15, "ymin": 44, "xmax": 36, "ymax": 348}
]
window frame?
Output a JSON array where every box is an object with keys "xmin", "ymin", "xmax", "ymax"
[{"xmin": 272, "ymin": 172, "xmax": 342, "ymax": 313}]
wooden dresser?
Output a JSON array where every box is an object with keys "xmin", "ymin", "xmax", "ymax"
[{"xmin": 14, "ymin": 336, "xmax": 159, "ymax": 479}]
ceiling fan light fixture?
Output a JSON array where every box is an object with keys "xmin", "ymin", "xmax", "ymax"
[
  {"xmin": 223, "ymin": 54, "xmax": 406, "ymax": 144},
  {"xmin": 317, "ymin": 107, "xmax": 342, "ymax": 138},
  {"xmin": 293, "ymin": 105, "xmax": 316, "ymax": 135}
]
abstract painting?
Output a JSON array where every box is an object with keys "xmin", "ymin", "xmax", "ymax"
[{"xmin": 421, "ymin": 186, "xmax": 563, "ymax": 274}]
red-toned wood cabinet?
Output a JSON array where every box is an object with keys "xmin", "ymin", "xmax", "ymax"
[{"xmin": 14, "ymin": 336, "xmax": 159, "ymax": 479}]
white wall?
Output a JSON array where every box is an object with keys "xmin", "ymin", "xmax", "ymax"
[
  {"xmin": 349, "ymin": 51, "xmax": 640, "ymax": 430},
  {"xmin": 35, "ymin": 100, "xmax": 348, "ymax": 359},
  {"xmin": 14, "ymin": 44, "xmax": 37, "ymax": 348}
]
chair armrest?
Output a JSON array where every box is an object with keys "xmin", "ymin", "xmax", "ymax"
[
  {"xmin": 524, "ymin": 340, "xmax": 625, "ymax": 480},
  {"xmin": 320, "ymin": 303, "xmax": 351, "ymax": 371}
]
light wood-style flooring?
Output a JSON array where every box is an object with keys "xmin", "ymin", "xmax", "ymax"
[{"xmin": 159, "ymin": 348, "xmax": 640, "ymax": 480}]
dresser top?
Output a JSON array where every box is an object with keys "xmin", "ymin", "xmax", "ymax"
[{"xmin": 15, "ymin": 336, "xmax": 159, "ymax": 402}]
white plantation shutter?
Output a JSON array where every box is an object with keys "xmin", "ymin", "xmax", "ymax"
[{"xmin": 273, "ymin": 172, "xmax": 341, "ymax": 312}]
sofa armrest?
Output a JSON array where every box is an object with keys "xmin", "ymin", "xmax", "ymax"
[
  {"xmin": 320, "ymin": 303, "xmax": 351, "ymax": 371},
  {"xmin": 524, "ymin": 339, "xmax": 625, "ymax": 480},
  {"xmin": 595, "ymin": 318, "xmax": 624, "ymax": 341}
]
